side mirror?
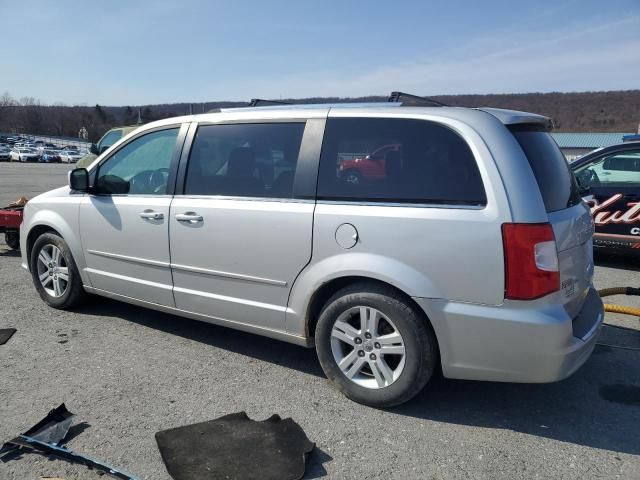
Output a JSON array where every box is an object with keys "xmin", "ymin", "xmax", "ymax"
[
  {"xmin": 89, "ymin": 143, "xmax": 99, "ymax": 154},
  {"xmin": 69, "ymin": 168, "xmax": 89, "ymax": 192}
]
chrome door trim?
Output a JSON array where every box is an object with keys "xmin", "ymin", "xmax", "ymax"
[
  {"xmin": 170, "ymin": 263, "xmax": 287, "ymax": 287},
  {"xmin": 88, "ymin": 249, "xmax": 289, "ymax": 286},
  {"xmin": 316, "ymin": 200, "xmax": 486, "ymax": 210},
  {"xmin": 86, "ymin": 249, "xmax": 170, "ymax": 268},
  {"xmin": 173, "ymin": 286, "xmax": 288, "ymax": 311},
  {"xmin": 84, "ymin": 268, "xmax": 173, "ymax": 290},
  {"xmin": 83, "ymin": 285, "xmax": 313, "ymax": 347},
  {"xmin": 173, "ymin": 195, "xmax": 315, "ymax": 204}
]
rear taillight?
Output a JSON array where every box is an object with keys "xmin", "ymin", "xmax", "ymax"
[{"xmin": 502, "ymin": 223, "xmax": 559, "ymax": 300}]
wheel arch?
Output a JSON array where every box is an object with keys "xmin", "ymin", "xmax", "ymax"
[
  {"xmin": 26, "ymin": 224, "xmax": 62, "ymax": 270},
  {"xmin": 23, "ymin": 208, "xmax": 87, "ymax": 285},
  {"xmin": 303, "ymin": 276, "xmax": 440, "ymax": 361}
]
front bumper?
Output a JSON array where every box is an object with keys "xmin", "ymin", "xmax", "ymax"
[{"xmin": 414, "ymin": 286, "xmax": 604, "ymax": 383}]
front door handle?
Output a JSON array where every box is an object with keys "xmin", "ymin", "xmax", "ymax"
[
  {"xmin": 139, "ymin": 210, "xmax": 164, "ymax": 220},
  {"xmin": 175, "ymin": 212, "xmax": 203, "ymax": 223}
]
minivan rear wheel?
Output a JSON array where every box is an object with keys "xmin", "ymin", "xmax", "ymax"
[
  {"xmin": 30, "ymin": 232, "xmax": 87, "ymax": 309},
  {"xmin": 315, "ymin": 283, "xmax": 437, "ymax": 407}
]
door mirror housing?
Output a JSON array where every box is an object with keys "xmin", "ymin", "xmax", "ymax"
[
  {"xmin": 69, "ymin": 168, "xmax": 90, "ymax": 192},
  {"xmin": 89, "ymin": 143, "xmax": 99, "ymax": 154}
]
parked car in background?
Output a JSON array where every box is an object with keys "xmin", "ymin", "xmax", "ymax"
[
  {"xmin": 10, "ymin": 147, "xmax": 39, "ymax": 162},
  {"xmin": 39, "ymin": 149, "xmax": 62, "ymax": 163},
  {"xmin": 0, "ymin": 146, "xmax": 11, "ymax": 161},
  {"xmin": 59, "ymin": 149, "xmax": 84, "ymax": 163},
  {"xmin": 338, "ymin": 143, "xmax": 402, "ymax": 184},
  {"xmin": 77, "ymin": 125, "xmax": 140, "ymax": 168},
  {"xmin": 571, "ymin": 141, "xmax": 640, "ymax": 251},
  {"xmin": 21, "ymin": 103, "xmax": 603, "ymax": 407}
]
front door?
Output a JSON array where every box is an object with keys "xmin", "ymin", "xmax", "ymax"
[
  {"xmin": 169, "ymin": 121, "xmax": 314, "ymax": 332},
  {"xmin": 79, "ymin": 125, "xmax": 184, "ymax": 306}
]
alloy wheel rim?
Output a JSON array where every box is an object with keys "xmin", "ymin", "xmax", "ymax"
[
  {"xmin": 36, "ymin": 244, "xmax": 69, "ymax": 298},
  {"xmin": 330, "ymin": 306, "xmax": 406, "ymax": 389}
]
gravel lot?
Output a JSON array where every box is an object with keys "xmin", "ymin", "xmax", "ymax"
[{"xmin": 1, "ymin": 162, "xmax": 639, "ymax": 480}]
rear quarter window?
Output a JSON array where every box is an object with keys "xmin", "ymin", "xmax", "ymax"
[
  {"xmin": 317, "ymin": 117, "xmax": 486, "ymax": 205},
  {"xmin": 510, "ymin": 126, "xmax": 582, "ymax": 212}
]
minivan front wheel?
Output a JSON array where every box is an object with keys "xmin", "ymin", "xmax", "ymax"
[
  {"xmin": 30, "ymin": 232, "xmax": 86, "ymax": 309},
  {"xmin": 315, "ymin": 283, "xmax": 437, "ymax": 407}
]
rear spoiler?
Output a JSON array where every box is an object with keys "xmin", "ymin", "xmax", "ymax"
[{"xmin": 476, "ymin": 107, "xmax": 554, "ymax": 130}]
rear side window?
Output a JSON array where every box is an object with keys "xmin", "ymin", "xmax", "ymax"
[
  {"xmin": 510, "ymin": 127, "xmax": 581, "ymax": 212},
  {"xmin": 184, "ymin": 123, "xmax": 305, "ymax": 198},
  {"xmin": 317, "ymin": 118, "xmax": 486, "ymax": 205}
]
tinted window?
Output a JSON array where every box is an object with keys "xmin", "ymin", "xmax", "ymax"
[
  {"xmin": 317, "ymin": 118, "xmax": 486, "ymax": 205},
  {"xmin": 575, "ymin": 150, "xmax": 640, "ymax": 188},
  {"xmin": 510, "ymin": 128, "xmax": 581, "ymax": 212},
  {"xmin": 96, "ymin": 128, "xmax": 179, "ymax": 195},
  {"xmin": 184, "ymin": 123, "xmax": 305, "ymax": 198}
]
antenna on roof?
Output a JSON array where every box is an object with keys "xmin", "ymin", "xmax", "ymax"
[
  {"xmin": 388, "ymin": 91, "xmax": 447, "ymax": 107},
  {"xmin": 248, "ymin": 98, "xmax": 292, "ymax": 107}
]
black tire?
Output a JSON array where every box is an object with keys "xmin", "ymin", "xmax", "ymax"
[
  {"xmin": 5, "ymin": 231, "xmax": 19, "ymax": 250},
  {"xmin": 30, "ymin": 232, "xmax": 87, "ymax": 309},
  {"xmin": 315, "ymin": 282, "xmax": 438, "ymax": 408}
]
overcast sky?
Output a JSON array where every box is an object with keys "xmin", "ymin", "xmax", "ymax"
[{"xmin": 1, "ymin": 0, "xmax": 639, "ymax": 105}]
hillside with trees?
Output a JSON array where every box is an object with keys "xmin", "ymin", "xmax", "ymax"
[{"xmin": 1, "ymin": 90, "xmax": 638, "ymax": 142}]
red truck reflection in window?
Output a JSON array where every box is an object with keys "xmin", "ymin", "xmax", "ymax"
[{"xmin": 338, "ymin": 144, "xmax": 401, "ymax": 184}]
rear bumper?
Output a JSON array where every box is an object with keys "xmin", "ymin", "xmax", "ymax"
[{"xmin": 414, "ymin": 286, "xmax": 604, "ymax": 383}]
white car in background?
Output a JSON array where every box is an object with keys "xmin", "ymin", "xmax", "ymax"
[
  {"xmin": 10, "ymin": 147, "xmax": 40, "ymax": 162},
  {"xmin": 59, "ymin": 149, "xmax": 84, "ymax": 163}
]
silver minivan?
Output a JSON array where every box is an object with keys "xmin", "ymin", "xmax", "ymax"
[{"xmin": 20, "ymin": 102, "xmax": 604, "ymax": 407}]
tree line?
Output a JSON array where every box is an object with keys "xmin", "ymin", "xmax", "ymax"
[{"xmin": 1, "ymin": 90, "xmax": 638, "ymax": 142}]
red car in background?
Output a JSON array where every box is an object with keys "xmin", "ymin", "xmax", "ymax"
[{"xmin": 338, "ymin": 144, "xmax": 401, "ymax": 184}]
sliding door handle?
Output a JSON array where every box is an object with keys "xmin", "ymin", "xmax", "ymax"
[{"xmin": 175, "ymin": 212, "xmax": 203, "ymax": 223}]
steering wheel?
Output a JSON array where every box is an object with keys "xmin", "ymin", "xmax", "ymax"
[
  {"xmin": 128, "ymin": 168, "xmax": 170, "ymax": 194},
  {"xmin": 151, "ymin": 168, "xmax": 170, "ymax": 193},
  {"xmin": 577, "ymin": 168, "xmax": 600, "ymax": 190},
  {"xmin": 128, "ymin": 169, "xmax": 153, "ymax": 194}
]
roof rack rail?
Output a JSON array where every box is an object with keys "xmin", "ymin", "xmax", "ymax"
[
  {"xmin": 388, "ymin": 91, "xmax": 447, "ymax": 107},
  {"xmin": 248, "ymin": 98, "xmax": 292, "ymax": 107}
]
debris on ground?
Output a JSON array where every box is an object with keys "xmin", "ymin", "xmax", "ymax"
[
  {"xmin": 0, "ymin": 404, "xmax": 139, "ymax": 480},
  {"xmin": 155, "ymin": 412, "xmax": 314, "ymax": 480},
  {"xmin": 0, "ymin": 328, "xmax": 16, "ymax": 345}
]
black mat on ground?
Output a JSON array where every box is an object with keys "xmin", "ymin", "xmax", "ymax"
[
  {"xmin": 0, "ymin": 328, "xmax": 16, "ymax": 345},
  {"xmin": 155, "ymin": 411, "xmax": 314, "ymax": 480}
]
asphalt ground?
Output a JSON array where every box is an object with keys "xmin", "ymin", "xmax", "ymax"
[{"xmin": 0, "ymin": 162, "xmax": 639, "ymax": 480}]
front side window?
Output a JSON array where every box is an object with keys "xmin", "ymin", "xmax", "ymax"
[
  {"xmin": 317, "ymin": 118, "xmax": 486, "ymax": 205},
  {"xmin": 96, "ymin": 128, "xmax": 179, "ymax": 195},
  {"xmin": 575, "ymin": 150, "xmax": 640, "ymax": 190},
  {"xmin": 184, "ymin": 123, "xmax": 305, "ymax": 198}
]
